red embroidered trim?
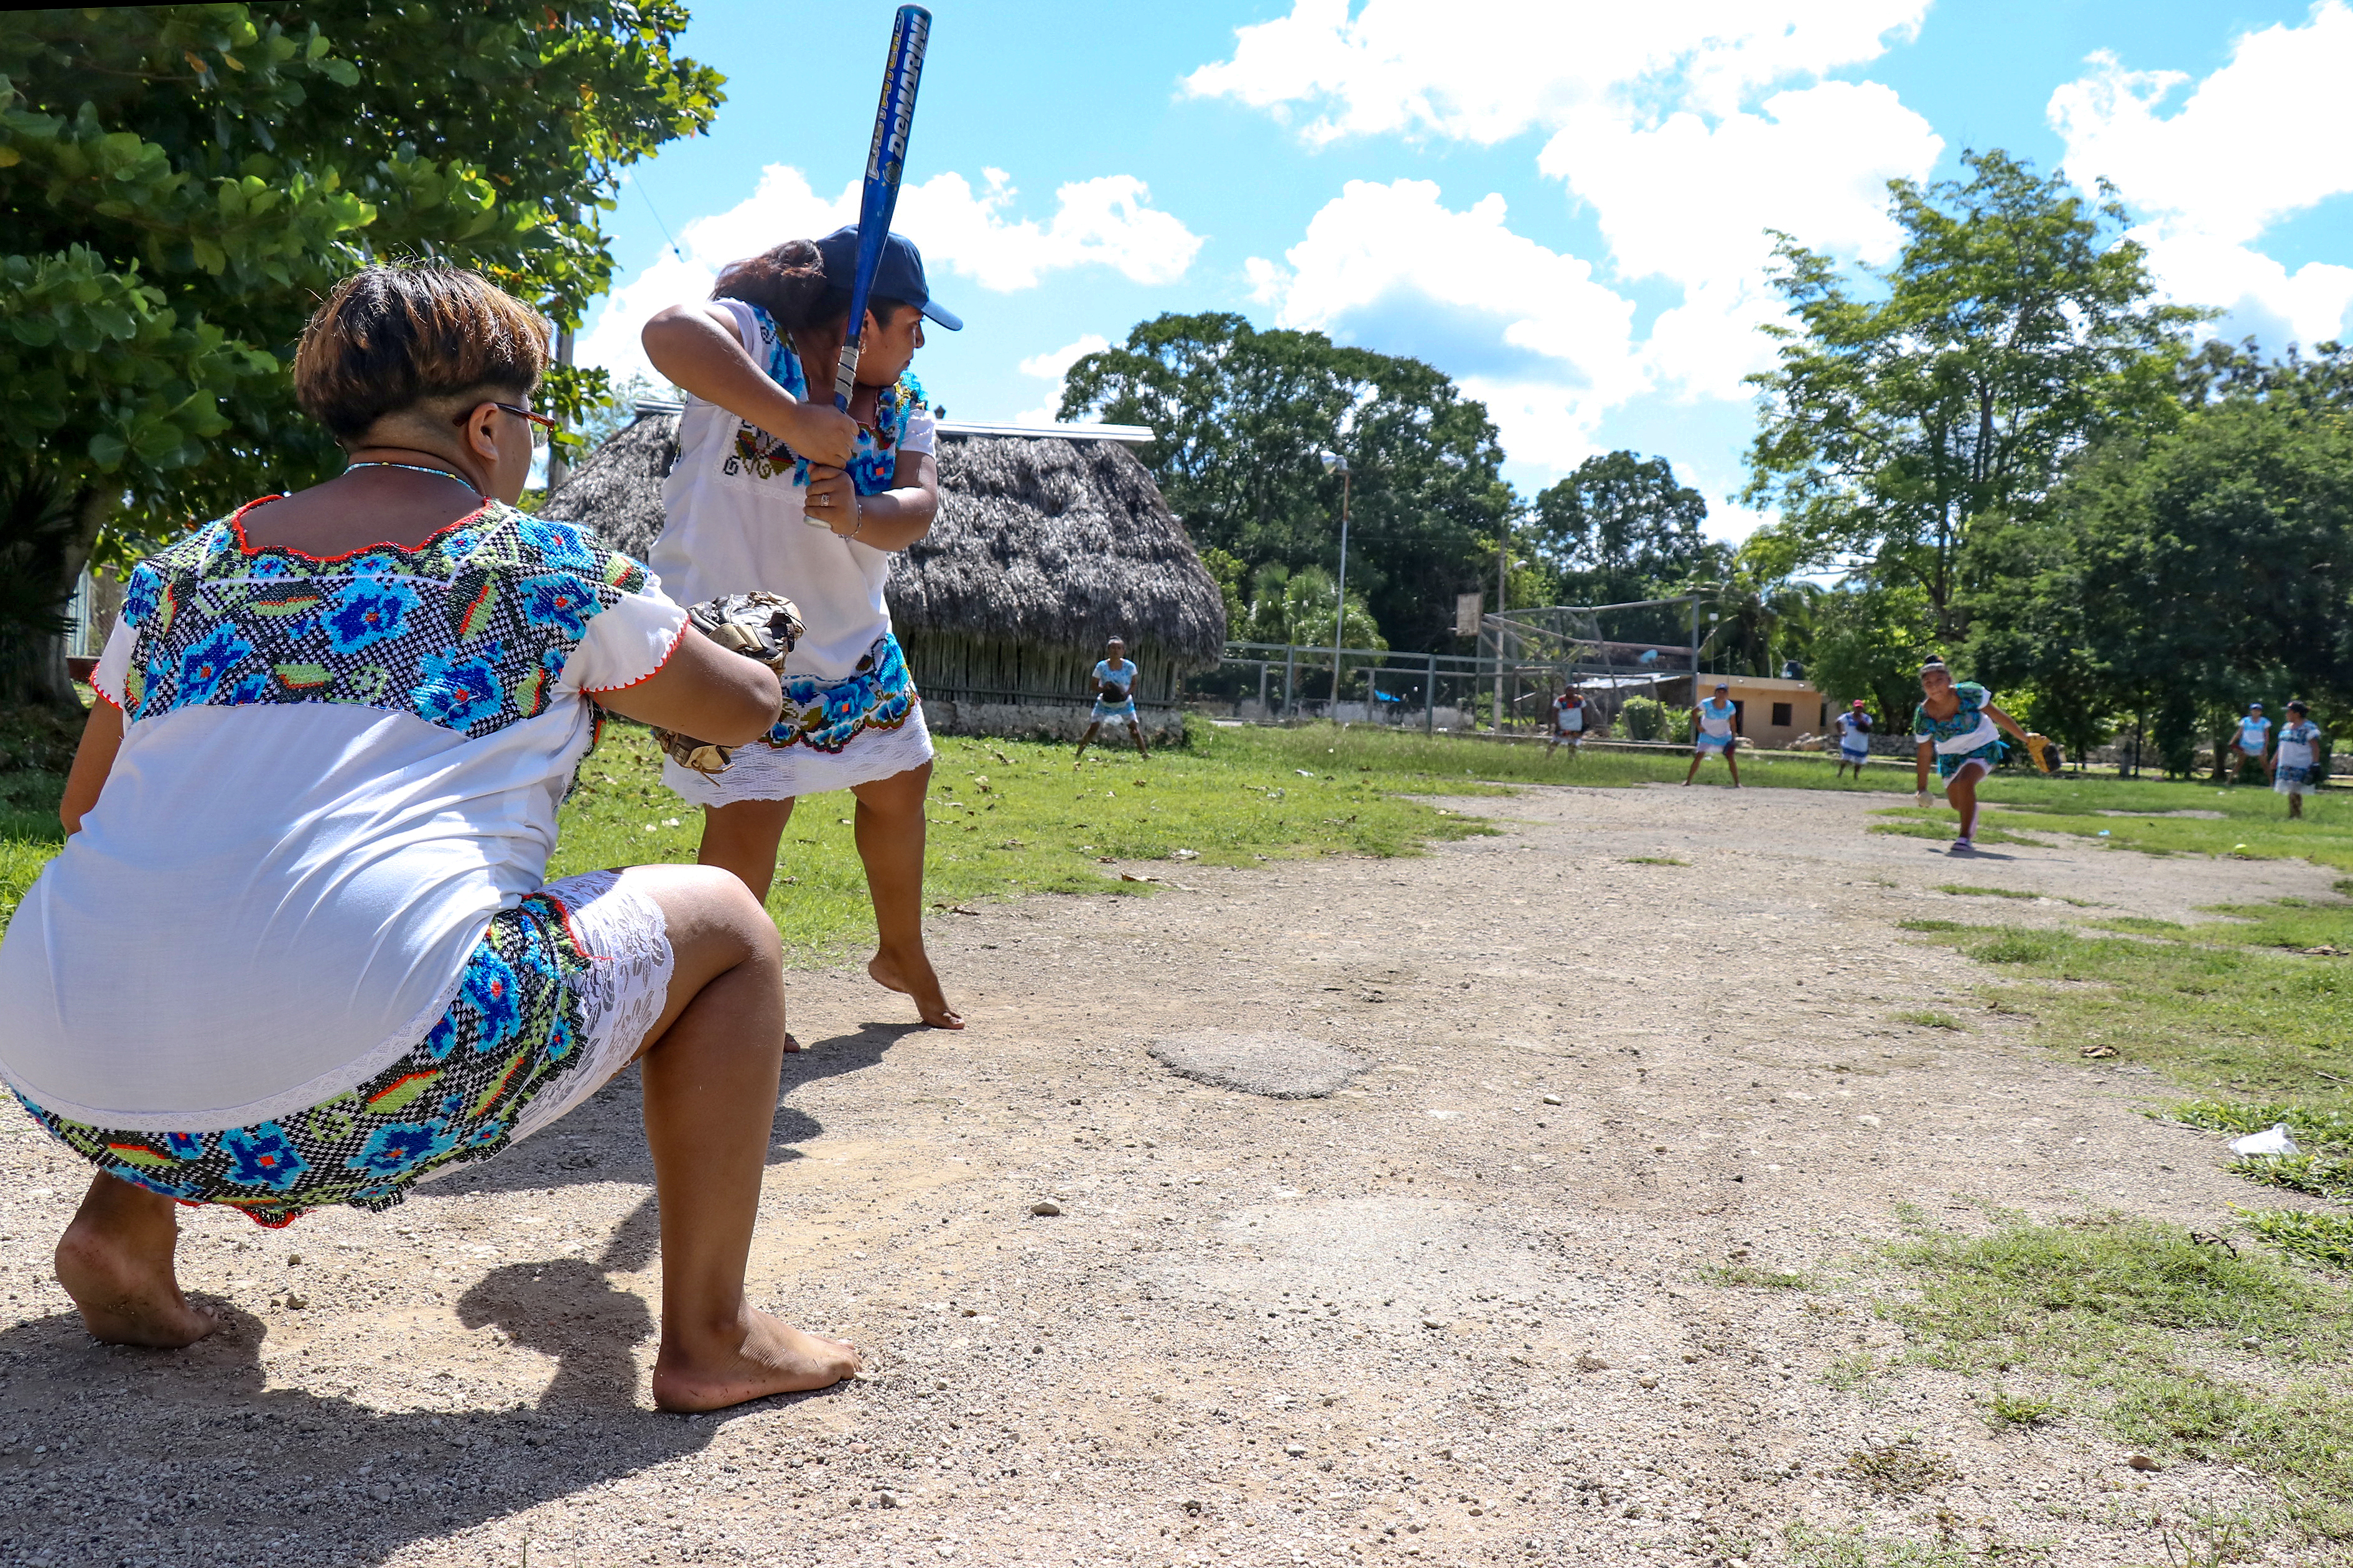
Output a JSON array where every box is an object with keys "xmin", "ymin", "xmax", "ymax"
[
  {"xmin": 228, "ymin": 493, "xmax": 495, "ymax": 563},
  {"xmin": 582, "ymin": 612, "xmax": 691, "ymax": 694}
]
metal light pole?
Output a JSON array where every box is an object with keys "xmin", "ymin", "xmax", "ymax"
[
  {"xmin": 1492, "ymin": 519, "xmax": 1510, "ymax": 733},
  {"xmin": 1319, "ymin": 452, "xmax": 1350, "ymax": 713}
]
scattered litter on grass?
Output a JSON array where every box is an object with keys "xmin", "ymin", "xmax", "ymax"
[{"xmin": 2230, "ymin": 1125, "xmax": 2301, "ymax": 1157}]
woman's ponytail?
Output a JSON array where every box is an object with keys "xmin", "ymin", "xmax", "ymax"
[{"xmin": 712, "ymin": 239, "xmax": 831, "ymax": 331}]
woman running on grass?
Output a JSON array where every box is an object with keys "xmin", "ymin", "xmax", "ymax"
[
  {"xmin": 0, "ymin": 267, "xmax": 855, "ymax": 1408},
  {"xmin": 1912, "ymin": 660, "xmax": 2033, "ymax": 854},
  {"xmin": 641, "ymin": 228, "xmax": 963, "ymax": 1029}
]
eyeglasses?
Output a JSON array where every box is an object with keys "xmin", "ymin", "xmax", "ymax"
[{"xmin": 454, "ymin": 401, "xmax": 560, "ymax": 450}]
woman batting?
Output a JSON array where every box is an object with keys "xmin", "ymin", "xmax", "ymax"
[
  {"xmin": 1912, "ymin": 661, "xmax": 2033, "ymax": 853},
  {"xmin": 642, "ymin": 228, "xmax": 963, "ymax": 1029}
]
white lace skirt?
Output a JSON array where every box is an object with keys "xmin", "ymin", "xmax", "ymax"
[
  {"xmin": 663, "ymin": 700, "xmax": 935, "ymax": 806},
  {"xmin": 415, "ymin": 867, "xmax": 674, "ymax": 1179}
]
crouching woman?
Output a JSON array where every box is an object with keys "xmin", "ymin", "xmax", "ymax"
[{"xmin": 0, "ymin": 266, "xmax": 856, "ymax": 1411}]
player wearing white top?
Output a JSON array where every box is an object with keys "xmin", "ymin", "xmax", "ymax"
[
  {"xmin": 1075, "ymin": 638, "xmax": 1149, "ymax": 763},
  {"xmin": 643, "ymin": 228, "xmax": 964, "ymax": 1029},
  {"xmin": 2270, "ymin": 700, "xmax": 2324, "ymax": 819},
  {"xmin": 1546, "ymin": 684, "xmax": 1589, "ymax": 759},
  {"xmin": 1833, "ymin": 700, "xmax": 1874, "ymax": 778},
  {"xmin": 1684, "ymin": 682, "xmax": 1743, "ymax": 787},
  {"xmin": 0, "ymin": 266, "xmax": 859, "ymax": 1405},
  {"xmin": 2230, "ymin": 702, "xmax": 2272, "ymax": 784}
]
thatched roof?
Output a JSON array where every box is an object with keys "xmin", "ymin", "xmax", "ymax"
[{"xmin": 536, "ymin": 408, "xmax": 1226, "ymax": 667}]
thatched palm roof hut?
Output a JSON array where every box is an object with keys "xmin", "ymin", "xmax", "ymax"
[{"xmin": 536, "ymin": 404, "xmax": 1226, "ymax": 737}]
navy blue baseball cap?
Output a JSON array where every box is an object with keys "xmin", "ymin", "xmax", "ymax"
[{"xmin": 814, "ymin": 226, "xmax": 962, "ymax": 330}]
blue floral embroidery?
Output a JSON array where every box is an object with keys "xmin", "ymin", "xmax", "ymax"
[
  {"xmin": 454, "ymin": 947, "xmax": 524, "ymax": 1054},
  {"xmin": 170, "ymin": 622, "xmax": 257, "ymax": 708},
  {"xmin": 770, "ymin": 633, "xmax": 917, "ymax": 755},
  {"xmin": 347, "ymin": 1120, "xmax": 460, "ymax": 1177},
  {"xmin": 412, "ymin": 644, "xmax": 506, "ymax": 730},
  {"xmin": 720, "ymin": 302, "xmax": 925, "ymax": 497},
  {"xmin": 220, "ymin": 1123, "xmax": 310, "ymax": 1191},
  {"xmin": 322, "ymin": 578, "xmax": 422, "ymax": 653},
  {"xmin": 516, "ymin": 573, "xmax": 599, "ymax": 638},
  {"xmin": 116, "ymin": 501, "xmax": 655, "ymax": 738},
  {"xmin": 11, "ymin": 884, "xmax": 600, "ymax": 1228}
]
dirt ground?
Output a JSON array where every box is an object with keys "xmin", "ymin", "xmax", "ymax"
[{"xmin": 1, "ymin": 780, "xmax": 2339, "ymax": 1568}]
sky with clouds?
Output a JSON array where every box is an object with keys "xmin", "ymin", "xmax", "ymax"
[{"xmin": 575, "ymin": 0, "xmax": 2353, "ymax": 540}]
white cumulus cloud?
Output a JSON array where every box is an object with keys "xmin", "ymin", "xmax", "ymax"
[
  {"xmin": 2049, "ymin": 2, "xmax": 2353, "ymax": 348},
  {"xmin": 575, "ymin": 165, "xmax": 1200, "ymax": 385},
  {"xmin": 1547, "ymin": 80, "xmax": 1941, "ymax": 398},
  {"xmin": 1193, "ymin": 5, "xmax": 1942, "ymax": 491},
  {"xmin": 1247, "ymin": 179, "xmax": 1644, "ymax": 470},
  {"xmin": 1183, "ymin": 0, "xmax": 1929, "ymax": 142},
  {"xmin": 1012, "ymin": 333, "xmax": 1114, "ymax": 425}
]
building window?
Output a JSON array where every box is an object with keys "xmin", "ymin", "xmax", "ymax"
[{"xmin": 1771, "ymin": 702, "xmax": 1792, "ymax": 727}]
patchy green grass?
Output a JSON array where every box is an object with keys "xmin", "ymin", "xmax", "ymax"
[
  {"xmin": 546, "ymin": 724, "xmax": 1501, "ymax": 962},
  {"xmin": 1699, "ymin": 1262, "xmax": 1812, "ymax": 1290},
  {"xmin": 1893, "ymin": 911, "xmax": 2353, "ymax": 1112},
  {"xmin": 1876, "ymin": 1207, "xmax": 2353, "ymax": 1540},
  {"xmin": 1624, "ymin": 855, "xmax": 1688, "ymax": 866},
  {"xmin": 1937, "ymin": 882, "xmax": 2044, "ymax": 900},
  {"xmin": 1892, "ymin": 1008, "xmax": 1965, "ymax": 1031},
  {"xmin": 1780, "ymin": 1523, "xmax": 1974, "ymax": 1568},
  {"xmin": 0, "ymin": 768, "xmax": 65, "ymax": 926},
  {"xmin": 1985, "ymin": 1389, "xmax": 2059, "ymax": 1429}
]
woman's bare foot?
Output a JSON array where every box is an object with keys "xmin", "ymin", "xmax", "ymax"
[
  {"xmin": 55, "ymin": 1175, "xmax": 217, "ymax": 1348},
  {"xmin": 651, "ymin": 1307, "xmax": 861, "ymax": 1412},
  {"xmin": 868, "ymin": 952, "xmax": 964, "ymax": 1029}
]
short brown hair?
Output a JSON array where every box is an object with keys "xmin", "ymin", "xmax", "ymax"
[{"xmin": 294, "ymin": 265, "xmax": 548, "ymax": 442}]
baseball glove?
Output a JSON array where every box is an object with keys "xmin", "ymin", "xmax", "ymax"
[
  {"xmin": 1099, "ymin": 685, "xmax": 1131, "ymax": 706},
  {"xmin": 650, "ymin": 592, "xmax": 804, "ymax": 775},
  {"xmin": 2024, "ymin": 732, "xmax": 2063, "ymax": 775}
]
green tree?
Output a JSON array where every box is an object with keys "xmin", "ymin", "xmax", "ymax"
[
  {"xmin": 1525, "ymin": 449, "xmax": 1724, "ymax": 648},
  {"xmin": 1969, "ymin": 346, "xmax": 2353, "ymax": 772},
  {"xmin": 0, "ymin": 4, "xmax": 720, "ymax": 709},
  {"xmin": 1058, "ymin": 312, "xmax": 1517, "ymax": 652},
  {"xmin": 1808, "ymin": 580, "xmax": 1940, "ymax": 735},
  {"xmin": 1743, "ymin": 149, "xmax": 2200, "ymax": 646}
]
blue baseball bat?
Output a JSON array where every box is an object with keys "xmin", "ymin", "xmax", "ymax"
[{"xmin": 834, "ymin": 5, "xmax": 932, "ymax": 412}]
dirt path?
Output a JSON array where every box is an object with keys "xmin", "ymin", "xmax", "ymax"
[{"xmin": 0, "ymin": 782, "xmax": 2336, "ymax": 1568}]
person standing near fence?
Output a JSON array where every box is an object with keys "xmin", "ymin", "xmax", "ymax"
[
  {"xmin": 1546, "ymin": 683, "xmax": 1588, "ymax": 758},
  {"xmin": 1076, "ymin": 636, "xmax": 1149, "ymax": 764},
  {"xmin": 1684, "ymin": 682, "xmax": 1742, "ymax": 787}
]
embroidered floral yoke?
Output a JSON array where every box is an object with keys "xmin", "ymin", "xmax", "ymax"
[
  {"xmin": 120, "ymin": 501, "xmax": 653, "ymax": 731},
  {"xmin": 0, "ymin": 499, "xmax": 688, "ymax": 1227}
]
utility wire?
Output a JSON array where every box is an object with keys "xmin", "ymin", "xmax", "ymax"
[{"xmin": 627, "ymin": 170, "xmax": 687, "ymax": 261}]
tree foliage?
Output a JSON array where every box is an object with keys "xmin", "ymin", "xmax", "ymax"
[
  {"xmin": 1968, "ymin": 342, "xmax": 2353, "ymax": 771},
  {"xmin": 1058, "ymin": 312, "xmax": 1517, "ymax": 653},
  {"xmin": 1743, "ymin": 149, "xmax": 2199, "ymax": 644},
  {"xmin": 1525, "ymin": 449, "xmax": 1724, "ymax": 646},
  {"xmin": 0, "ymin": 2, "xmax": 719, "ymax": 707}
]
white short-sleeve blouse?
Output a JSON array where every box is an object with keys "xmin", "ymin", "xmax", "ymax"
[{"xmin": 0, "ymin": 499, "xmax": 687, "ymax": 1130}]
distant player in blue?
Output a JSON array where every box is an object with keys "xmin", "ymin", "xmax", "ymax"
[
  {"xmin": 2270, "ymin": 700, "xmax": 2323, "ymax": 820},
  {"xmin": 1911, "ymin": 660, "xmax": 2033, "ymax": 853},
  {"xmin": 2229, "ymin": 702, "xmax": 2271, "ymax": 784},
  {"xmin": 1833, "ymin": 699, "xmax": 1873, "ymax": 779},
  {"xmin": 1075, "ymin": 636, "xmax": 1149, "ymax": 764},
  {"xmin": 1684, "ymin": 681, "xmax": 1742, "ymax": 787}
]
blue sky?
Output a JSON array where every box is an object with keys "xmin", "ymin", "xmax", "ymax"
[{"xmin": 575, "ymin": 0, "xmax": 2353, "ymax": 540}]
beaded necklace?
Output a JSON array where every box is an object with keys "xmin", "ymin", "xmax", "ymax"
[{"xmin": 345, "ymin": 459, "xmax": 480, "ymax": 495}]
